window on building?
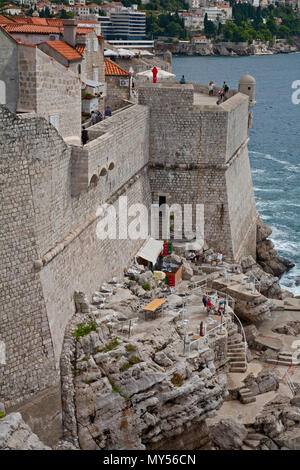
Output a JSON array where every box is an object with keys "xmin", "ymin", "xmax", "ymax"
[
  {"xmin": 87, "ymin": 39, "xmax": 90, "ymax": 52},
  {"xmin": 78, "ymin": 64, "xmax": 81, "ymax": 75},
  {"xmin": 93, "ymin": 38, "xmax": 98, "ymax": 52},
  {"xmin": 93, "ymin": 68, "xmax": 98, "ymax": 82}
]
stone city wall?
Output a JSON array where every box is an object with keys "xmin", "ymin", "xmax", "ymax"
[{"xmin": 0, "ymin": 103, "xmax": 151, "ymax": 414}]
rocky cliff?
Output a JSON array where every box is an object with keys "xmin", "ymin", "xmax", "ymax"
[{"xmin": 60, "ymin": 290, "xmax": 227, "ymax": 450}]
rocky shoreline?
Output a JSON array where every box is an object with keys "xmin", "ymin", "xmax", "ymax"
[{"xmin": 155, "ymin": 38, "xmax": 300, "ymax": 57}]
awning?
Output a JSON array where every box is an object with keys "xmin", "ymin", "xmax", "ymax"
[
  {"xmin": 82, "ymin": 79, "xmax": 103, "ymax": 88},
  {"xmin": 136, "ymin": 237, "xmax": 163, "ymax": 265},
  {"xmin": 142, "ymin": 299, "xmax": 166, "ymax": 312}
]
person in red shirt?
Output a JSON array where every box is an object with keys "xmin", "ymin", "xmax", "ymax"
[{"xmin": 152, "ymin": 66, "xmax": 158, "ymax": 84}]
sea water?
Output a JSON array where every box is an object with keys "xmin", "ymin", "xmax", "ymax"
[{"xmin": 172, "ymin": 54, "xmax": 300, "ymax": 294}]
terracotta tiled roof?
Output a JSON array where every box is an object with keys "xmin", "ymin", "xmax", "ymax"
[
  {"xmin": 76, "ymin": 27, "xmax": 94, "ymax": 34},
  {"xmin": 105, "ymin": 59, "xmax": 129, "ymax": 76},
  {"xmin": 5, "ymin": 24, "xmax": 61, "ymax": 34},
  {"xmin": 46, "ymin": 18, "xmax": 63, "ymax": 26},
  {"xmin": 75, "ymin": 44, "xmax": 86, "ymax": 55},
  {"xmin": 77, "ymin": 19, "xmax": 99, "ymax": 24},
  {"xmin": 28, "ymin": 17, "xmax": 48, "ymax": 25},
  {"xmin": 9, "ymin": 16, "xmax": 29, "ymax": 23},
  {"xmin": 0, "ymin": 15, "xmax": 15, "ymax": 24},
  {"xmin": 44, "ymin": 40, "xmax": 82, "ymax": 61}
]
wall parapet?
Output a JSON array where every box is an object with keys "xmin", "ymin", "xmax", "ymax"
[{"xmin": 71, "ymin": 103, "xmax": 149, "ymax": 196}]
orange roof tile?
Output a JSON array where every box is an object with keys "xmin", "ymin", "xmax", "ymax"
[
  {"xmin": 44, "ymin": 40, "xmax": 82, "ymax": 61},
  {"xmin": 46, "ymin": 18, "xmax": 63, "ymax": 26},
  {"xmin": 76, "ymin": 27, "xmax": 94, "ymax": 34},
  {"xmin": 105, "ymin": 59, "xmax": 129, "ymax": 76},
  {"xmin": 28, "ymin": 17, "xmax": 48, "ymax": 25},
  {"xmin": 75, "ymin": 44, "xmax": 86, "ymax": 55},
  {"xmin": 6, "ymin": 24, "xmax": 61, "ymax": 34},
  {"xmin": 0, "ymin": 15, "xmax": 15, "ymax": 24}
]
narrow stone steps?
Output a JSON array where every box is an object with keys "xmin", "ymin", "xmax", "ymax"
[
  {"xmin": 246, "ymin": 433, "xmax": 266, "ymax": 441},
  {"xmin": 229, "ymin": 357, "xmax": 246, "ymax": 363},
  {"xmin": 243, "ymin": 439, "xmax": 261, "ymax": 448},
  {"xmin": 241, "ymin": 396, "xmax": 256, "ymax": 404},
  {"xmin": 230, "ymin": 366, "xmax": 247, "ymax": 373}
]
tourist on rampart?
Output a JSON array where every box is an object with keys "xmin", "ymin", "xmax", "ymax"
[
  {"xmin": 209, "ymin": 81, "xmax": 214, "ymax": 96},
  {"xmin": 104, "ymin": 106, "xmax": 112, "ymax": 119},
  {"xmin": 216, "ymin": 250, "xmax": 223, "ymax": 265},
  {"xmin": 82, "ymin": 127, "xmax": 88, "ymax": 146},
  {"xmin": 202, "ymin": 295, "xmax": 208, "ymax": 308},
  {"xmin": 180, "ymin": 75, "xmax": 185, "ymax": 84},
  {"xmin": 91, "ymin": 111, "xmax": 97, "ymax": 125},
  {"xmin": 216, "ymin": 89, "xmax": 224, "ymax": 105},
  {"xmin": 223, "ymin": 81, "xmax": 229, "ymax": 94},
  {"xmin": 96, "ymin": 111, "xmax": 103, "ymax": 123}
]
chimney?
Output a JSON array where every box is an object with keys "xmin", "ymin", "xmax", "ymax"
[{"xmin": 62, "ymin": 19, "xmax": 78, "ymax": 47}]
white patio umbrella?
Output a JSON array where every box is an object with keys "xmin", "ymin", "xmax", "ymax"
[
  {"xmin": 136, "ymin": 67, "xmax": 176, "ymax": 80},
  {"xmin": 117, "ymin": 48, "xmax": 135, "ymax": 57},
  {"xmin": 104, "ymin": 49, "xmax": 118, "ymax": 57}
]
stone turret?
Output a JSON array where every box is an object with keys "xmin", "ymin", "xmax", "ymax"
[{"xmin": 238, "ymin": 73, "xmax": 256, "ymax": 108}]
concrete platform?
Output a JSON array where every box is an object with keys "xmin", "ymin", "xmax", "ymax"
[{"xmin": 193, "ymin": 93, "xmax": 218, "ymax": 107}]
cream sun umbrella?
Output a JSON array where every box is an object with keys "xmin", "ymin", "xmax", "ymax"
[{"xmin": 136, "ymin": 67, "xmax": 176, "ymax": 81}]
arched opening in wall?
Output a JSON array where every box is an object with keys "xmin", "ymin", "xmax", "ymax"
[
  {"xmin": 90, "ymin": 174, "xmax": 99, "ymax": 187},
  {"xmin": 108, "ymin": 162, "xmax": 115, "ymax": 171},
  {"xmin": 99, "ymin": 167, "xmax": 107, "ymax": 177},
  {"xmin": 0, "ymin": 80, "xmax": 6, "ymax": 105}
]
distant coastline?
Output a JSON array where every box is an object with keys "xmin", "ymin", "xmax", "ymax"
[{"xmin": 155, "ymin": 38, "xmax": 300, "ymax": 57}]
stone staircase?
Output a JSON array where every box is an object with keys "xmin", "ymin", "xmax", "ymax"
[
  {"xmin": 266, "ymin": 351, "xmax": 300, "ymax": 367},
  {"xmin": 227, "ymin": 335, "xmax": 248, "ymax": 373},
  {"xmin": 238, "ymin": 386, "xmax": 256, "ymax": 404},
  {"xmin": 241, "ymin": 432, "xmax": 266, "ymax": 450}
]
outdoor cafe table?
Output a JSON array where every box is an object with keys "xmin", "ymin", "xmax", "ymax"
[{"xmin": 142, "ymin": 298, "xmax": 166, "ymax": 320}]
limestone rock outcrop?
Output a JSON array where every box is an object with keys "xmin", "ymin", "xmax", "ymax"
[
  {"xmin": 61, "ymin": 311, "xmax": 227, "ymax": 450},
  {"xmin": 0, "ymin": 413, "xmax": 51, "ymax": 450},
  {"xmin": 256, "ymin": 218, "xmax": 294, "ymax": 279},
  {"xmin": 210, "ymin": 418, "xmax": 248, "ymax": 450}
]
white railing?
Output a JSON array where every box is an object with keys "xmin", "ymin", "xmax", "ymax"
[
  {"xmin": 184, "ymin": 320, "xmax": 227, "ymax": 356},
  {"xmin": 284, "ymin": 370, "xmax": 296, "ymax": 396}
]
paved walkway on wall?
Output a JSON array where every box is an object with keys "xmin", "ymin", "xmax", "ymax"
[{"xmin": 193, "ymin": 93, "xmax": 218, "ymax": 106}]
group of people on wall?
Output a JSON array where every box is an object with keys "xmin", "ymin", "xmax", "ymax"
[{"xmin": 82, "ymin": 106, "xmax": 112, "ymax": 145}]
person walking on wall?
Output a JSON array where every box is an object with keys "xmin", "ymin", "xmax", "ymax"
[
  {"xmin": 104, "ymin": 106, "xmax": 112, "ymax": 119},
  {"xmin": 209, "ymin": 81, "xmax": 214, "ymax": 96},
  {"xmin": 223, "ymin": 81, "xmax": 229, "ymax": 94},
  {"xmin": 82, "ymin": 127, "xmax": 88, "ymax": 146},
  {"xmin": 91, "ymin": 111, "xmax": 97, "ymax": 125}
]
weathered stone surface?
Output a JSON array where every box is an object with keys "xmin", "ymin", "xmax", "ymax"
[
  {"xmin": 210, "ymin": 418, "xmax": 247, "ymax": 450},
  {"xmin": 0, "ymin": 413, "xmax": 51, "ymax": 450}
]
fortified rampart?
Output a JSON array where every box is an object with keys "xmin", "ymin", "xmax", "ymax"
[
  {"xmin": 138, "ymin": 83, "xmax": 257, "ymax": 260},
  {"xmin": 0, "ymin": 80, "xmax": 257, "ymax": 444}
]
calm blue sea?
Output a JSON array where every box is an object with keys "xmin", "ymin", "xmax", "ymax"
[{"xmin": 172, "ymin": 54, "xmax": 300, "ymax": 294}]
